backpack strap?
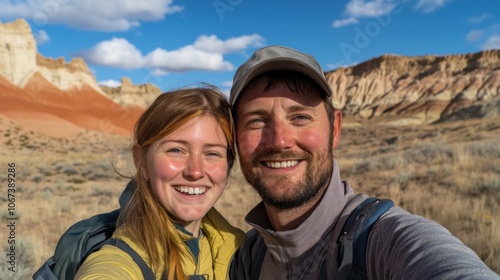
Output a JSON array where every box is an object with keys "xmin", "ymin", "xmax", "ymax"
[
  {"xmin": 108, "ymin": 238, "xmax": 156, "ymax": 280},
  {"xmin": 32, "ymin": 257, "xmax": 58, "ymax": 280},
  {"xmin": 228, "ymin": 228, "xmax": 267, "ymax": 280},
  {"xmin": 337, "ymin": 197, "xmax": 394, "ymax": 280}
]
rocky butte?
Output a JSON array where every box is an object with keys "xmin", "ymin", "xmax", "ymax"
[
  {"xmin": 0, "ymin": 19, "xmax": 161, "ymax": 137},
  {"xmin": 326, "ymin": 50, "xmax": 500, "ymax": 125}
]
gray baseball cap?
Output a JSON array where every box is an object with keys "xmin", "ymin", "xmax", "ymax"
[{"xmin": 230, "ymin": 45, "xmax": 333, "ymax": 105}]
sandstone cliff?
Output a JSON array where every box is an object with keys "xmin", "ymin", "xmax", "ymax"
[
  {"xmin": 100, "ymin": 77, "xmax": 162, "ymax": 108},
  {"xmin": 326, "ymin": 50, "xmax": 500, "ymax": 124},
  {"xmin": 0, "ymin": 19, "xmax": 147, "ymax": 136},
  {"xmin": 0, "ymin": 19, "xmax": 38, "ymax": 87}
]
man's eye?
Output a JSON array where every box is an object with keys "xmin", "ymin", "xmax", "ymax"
[
  {"xmin": 246, "ymin": 118, "xmax": 266, "ymax": 127},
  {"xmin": 249, "ymin": 118, "xmax": 264, "ymax": 123},
  {"xmin": 293, "ymin": 114, "xmax": 312, "ymax": 122}
]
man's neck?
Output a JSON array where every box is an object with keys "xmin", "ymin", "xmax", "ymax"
[{"xmin": 265, "ymin": 187, "xmax": 327, "ymax": 231}]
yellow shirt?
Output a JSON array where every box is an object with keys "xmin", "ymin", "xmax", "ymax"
[{"xmin": 75, "ymin": 208, "xmax": 245, "ymax": 280}]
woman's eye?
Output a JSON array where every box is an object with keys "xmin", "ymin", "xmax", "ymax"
[
  {"xmin": 207, "ymin": 149, "xmax": 227, "ymax": 158},
  {"xmin": 166, "ymin": 148, "xmax": 182, "ymax": 153},
  {"xmin": 207, "ymin": 152, "xmax": 222, "ymax": 157}
]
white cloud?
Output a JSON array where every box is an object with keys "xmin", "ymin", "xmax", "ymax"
[
  {"xmin": 79, "ymin": 34, "xmax": 263, "ymax": 73},
  {"xmin": 0, "ymin": 0, "xmax": 183, "ymax": 31},
  {"xmin": 34, "ymin": 30, "xmax": 50, "ymax": 45},
  {"xmin": 414, "ymin": 0, "xmax": 449, "ymax": 13},
  {"xmin": 194, "ymin": 34, "xmax": 264, "ymax": 54},
  {"xmin": 333, "ymin": 0, "xmax": 452, "ymax": 28},
  {"xmin": 80, "ymin": 38, "xmax": 145, "ymax": 69},
  {"xmin": 466, "ymin": 30, "xmax": 484, "ymax": 42},
  {"xmin": 0, "ymin": 2, "xmax": 32, "ymax": 18},
  {"xmin": 332, "ymin": 17, "xmax": 359, "ymax": 28},
  {"xmin": 346, "ymin": 0, "xmax": 395, "ymax": 18},
  {"xmin": 482, "ymin": 35, "xmax": 500, "ymax": 50},
  {"xmin": 145, "ymin": 45, "xmax": 233, "ymax": 72},
  {"xmin": 332, "ymin": 0, "xmax": 395, "ymax": 28},
  {"xmin": 468, "ymin": 13, "xmax": 489, "ymax": 23},
  {"xmin": 99, "ymin": 79, "xmax": 122, "ymax": 87}
]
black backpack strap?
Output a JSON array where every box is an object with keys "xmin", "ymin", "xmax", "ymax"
[
  {"xmin": 108, "ymin": 238, "xmax": 156, "ymax": 280},
  {"xmin": 229, "ymin": 229, "xmax": 267, "ymax": 280},
  {"xmin": 32, "ymin": 257, "xmax": 58, "ymax": 280},
  {"xmin": 337, "ymin": 197, "xmax": 394, "ymax": 280}
]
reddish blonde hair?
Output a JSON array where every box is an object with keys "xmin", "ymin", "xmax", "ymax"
[{"xmin": 118, "ymin": 85, "xmax": 234, "ymax": 279}]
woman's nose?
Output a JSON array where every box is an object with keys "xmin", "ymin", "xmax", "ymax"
[{"xmin": 183, "ymin": 155, "xmax": 205, "ymax": 180}]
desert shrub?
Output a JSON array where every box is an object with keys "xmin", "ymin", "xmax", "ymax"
[
  {"xmin": 56, "ymin": 196, "xmax": 72, "ymax": 214},
  {"xmin": 59, "ymin": 165, "xmax": 78, "ymax": 176},
  {"xmin": 33, "ymin": 175, "xmax": 43, "ymax": 183},
  {"xmin": 67, "ymin": 178, "xmax": 86, "ymax": 184},
  {"xmin": 91, "ymin": 185, "xmax": 113, "ymax": 197}
]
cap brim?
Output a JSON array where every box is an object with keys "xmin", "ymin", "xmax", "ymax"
[{"xmin": 230, "ymin": 59, "xmax": 332, "ymax": 105}]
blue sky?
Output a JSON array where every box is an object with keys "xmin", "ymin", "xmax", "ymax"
[{"xmin": 1, "ymin": 0, "xmax": 499, "ymax": 94}]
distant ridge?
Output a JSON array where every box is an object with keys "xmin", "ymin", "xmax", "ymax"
[{"xmin": 326, "ymin": 49, "xmax": 500, "ymax": 124}]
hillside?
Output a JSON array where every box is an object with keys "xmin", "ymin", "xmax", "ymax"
[
  {"xmin": 326, "ymin": 50, "xmax": 500, "ymax": 125},
  {"xmin": 0, "ymin": 19, "xmax": 161, "ymax": 137}
]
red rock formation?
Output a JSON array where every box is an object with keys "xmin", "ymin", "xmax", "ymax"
[
  {"xmin": 0, "ymin": 18, "xmax": 144, "ymax": 137},
  {"xmin": 326, "ymin": 50, "xmax": 500, "ymax": 124}
]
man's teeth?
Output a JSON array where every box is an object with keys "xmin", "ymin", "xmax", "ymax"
[
  {"xmin": 175, "ymin": 187, "xmax": 207, "ymax": 195},
  {"xmin": 265, "ymin": 160, "xmax": 299, "ymax": 168}
]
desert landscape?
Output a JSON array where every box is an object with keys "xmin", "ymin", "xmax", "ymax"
[
  {"xmin": 0, "ymin": 18, "xmax": 499, "ymax": 278},
  {"xmin": 0, "ymin": 113, "xmax": 499, "ymax": 278}
]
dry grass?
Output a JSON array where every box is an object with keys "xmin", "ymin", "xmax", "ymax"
[
  {"xmin": 337, "ymin": 117, "xmax": 500, "ymax": 272},
  {"xmin": 0, "ymin": 116, "xmax": 498, "ymax": 276}
]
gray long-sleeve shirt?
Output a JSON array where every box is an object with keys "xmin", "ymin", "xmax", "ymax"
[{"xmin": 230, "ymin": 160, "xmax": 499, "ymax": 279}]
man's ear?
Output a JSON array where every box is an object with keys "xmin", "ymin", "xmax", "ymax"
[{"xmin": 332, "ymin": 109, "xmax": 342, "ymax": 149}]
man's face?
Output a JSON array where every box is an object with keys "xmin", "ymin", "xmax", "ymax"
[{"xmin": 235, "ymin": 78, "xmax": 339, "ymax": 209}]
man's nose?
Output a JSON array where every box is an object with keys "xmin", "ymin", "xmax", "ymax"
[
  {"xmin": 183, "ymin": 154, "xmax": 205, "ymax": 180},
  {"xmin": 265, "ymin": 120, "xmax": 294, "ymax": 150}
]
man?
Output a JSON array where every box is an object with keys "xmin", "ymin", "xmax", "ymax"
[{"xmin": 228, "ymin": 45, "xmax": 499, "ymax": 279}]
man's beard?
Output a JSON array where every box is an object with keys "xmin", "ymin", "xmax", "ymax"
[{"xmin": 240, "ymin": 146, "xmax": 333, "ymax": 210}]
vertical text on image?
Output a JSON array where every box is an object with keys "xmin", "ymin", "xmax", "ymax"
[{"xmin": 6, "ymin": 162, "xmax": 17, "ymax": 273}]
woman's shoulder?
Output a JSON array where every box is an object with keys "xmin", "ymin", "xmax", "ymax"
[
  {"xmin": 74, "ymin": 229, "xmax": 146, "ymax": 280},
  {"xmin": 75, "ymin": 245, "xmax": 143, "ymax": 279}
]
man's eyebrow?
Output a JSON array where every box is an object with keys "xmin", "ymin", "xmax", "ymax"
[
  {"xmin": 288, "ymin": 104, "xmax": 314, "ymax": 113},
  {"xmin": 238, "ymin": 108, "xmax": 269, "ymax": 120}
]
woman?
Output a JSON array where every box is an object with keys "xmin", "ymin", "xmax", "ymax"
[{"xmin": 75, "ymin": 86, "xmax": 245, "ymax": 279}]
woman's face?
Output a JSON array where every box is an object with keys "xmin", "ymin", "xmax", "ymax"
[{"xmin": 145, "ymin": 115, "xmax": 229, "ymax": 232}]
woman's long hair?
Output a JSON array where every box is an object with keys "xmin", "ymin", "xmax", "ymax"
[{"xmin": 117, "ymin": 85, "xmax": 235, "ymax": 280}]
